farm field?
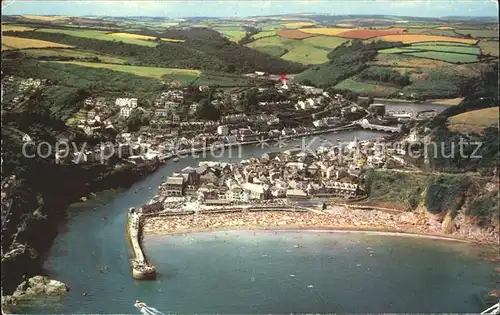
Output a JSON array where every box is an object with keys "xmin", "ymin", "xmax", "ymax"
[
  {"xmin": 379, "ymin": 45, "xmax": 480, "ymax": 55},
  {"xmin": 448, "ymin": 107, "xmax": 499, "ymax": 134},
  {"xmin": 19, "ymin": 48, "xmax": 130, "ymax": 64},
  {"xmin": 22, "ymin": 15, "xmax": 67, "ymax": 21},
  {"xmin": 299, "ymin": 27, "xmax": 355, "ymax": 36},
  {"xmin": 276, "ymin": 29, "xmax": 314, "ymax": 39},
  {"xmin": 302, "ymin": 36, "xmax": 348, "ymax": 50},
  {"xmin": 2, "ymin": 36, "xmax": 73, "ymax": 50},
  {"xmin": 454, "ymin": 29, "xmax": 499, "ymax": 38},
  {"xmin": 214, "ymin": 29, "xmax": 247, "ymax": 42},
  {"xmin": 405, "ymin": 28, "xmax": 457, "ymax": 37},
  {"xmin": 282, "ymin": 22, "xmax": 314, "ymax": 28},
  {"xmin": 281, "ymin": 45, "xmax": 331, "ymax": 64},
  {"xmin": 45, "ymin": 61, "xmax": 201, "ymax": 81},
  {"xmin": 1, "ymin": 24, "xmax": 35, "ymax": 32},
  {"xmin": 35, "ymin": 28, "xmax": 160, "ymax": 47},
  {"xmin": 337, "ymin": 28, "xmax": 405, "ymax": 39},
  {"xmin": 246, "ymin": 35, "xmax": 346, "ymax": 64},
  {"xmin": 402, "ymin": 51, "xmax": 478, "ymax": 63},
  {"xmin": 251, "ymin": 30, "xmax": 276, "ymax": 40},
  {"xmin": 334, "ymin": 77, "xmax": 400, "ymax": 96},
  {"xmin": 375, "ymin": 34, "xmax": 478, "ymax": 44},
  {"xmin": 478, "ymin": 40, "xmax": 499, "ymax": 56},
  {"xmin": 108, "ymin": 32, "xmax": 185, "ymax": 43}
]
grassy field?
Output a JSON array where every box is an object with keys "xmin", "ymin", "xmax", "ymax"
[
  {"xmin": 406, "ymin": 28, "xmax": 458, "ymax": 37},
  {"xmin": 246, "ymin": 35, "xmax": 345, "ymax": 64},
  {"xmin": 251, "ymin": 30, "xmax": 276, "ymax": 40},
  {"xmin": 2, "ymin": 36, "xmax": 73, "ymax": 50},
  {"xmin": 334, "ymin": 77, "xmax": 400, "ymax": 96},
  {"xmin": 402, "ymin": 51, "xmax": 478, "ymax": 63},
  {"xmin": 411, "ymin": 41, "xmax": 473, "ymax": 46},
  {"xmin": 454, "ymin": 29, "xmax": 499, "ymax": 38},
  {"xmin": 1, "ymin": 24, "xmax": 35, "ymax": 32},
  {"xmin": 478, "ymin": 40, "xmax": 499, "ymax": 56},
  {"xmin": 246, "ymin": 36, "xmax": 295, "ymax": 56},
  {"xmin": 20, "ymin": 48, "xmax": 130, "ymax": 64},
  {"xmin": 375, "ymin": 34, "xmax": 478, "ymax": 45},
  {"xmin": 214, "ymin": 29, "xmax": 247, "ymax": 42},
  {"xmin": 299, "ymin": 27, "xmax": 355, "ymax": 36},
  {"xmin": 372, "ymin": 53, "xmax": 453, "ymax": 68},
  {"xmin": 379, "ymin": 45, "xmax": 480, "ymax": 55},
  {"xmin": 46, "ymin": 61, "xmax": 201, "ymax": 80},
  {"xmin": 302, "ymin": 36, "xmax": 348, "ymax": 50},
  {"xmin": 276, "ymin": 29, "xmax": 314, "ymax": 39},
  {"xmin": 448, "ymin": 107, "xmax": 499, "ymax": 134},
  {"xmin": 281, "ymin": 45, "xmax": 331, "ymax": 64},
  {"xmin": 36, "ymin": 28, "xmax": 160, "ymax": 47}
]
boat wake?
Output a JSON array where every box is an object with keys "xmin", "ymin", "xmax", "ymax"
[{"xmin": 135, "ymin": 300, "xmax": 166, "ymax": 315}]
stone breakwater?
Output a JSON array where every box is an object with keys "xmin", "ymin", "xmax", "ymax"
[
  {"xmin": 127, "ymin": 210, "xmax": 156, "ymax": 280},
  {"xmin": 142, "ymin": 206, "xmax": 498, "ymax": 246}
]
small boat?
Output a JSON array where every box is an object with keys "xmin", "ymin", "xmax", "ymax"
[{"xmin": 173, "ymin": 157, "xmax": 179, "ymax": 162}]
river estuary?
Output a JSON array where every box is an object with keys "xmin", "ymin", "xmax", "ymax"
[{"xmin": 14, "ymin": 104, "xmax": 498, "ymax": 314}]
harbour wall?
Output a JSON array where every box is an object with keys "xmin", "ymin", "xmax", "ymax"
[{"xmin": 126, "ymin": 209, "xmax": 157, "ymax": 280}]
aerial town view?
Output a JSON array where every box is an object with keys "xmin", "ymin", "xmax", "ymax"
[{"xmin": 1, "ymin": 0, "xmax": 499, "ymax": 314}]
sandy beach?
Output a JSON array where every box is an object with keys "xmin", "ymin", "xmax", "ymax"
[{"xmin": 142, "ymin": 206, "xmax": 499, "ymax": 246}]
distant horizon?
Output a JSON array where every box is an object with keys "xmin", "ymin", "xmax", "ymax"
[
  {"xmin": 2, "ymin": 13, "xmax": 499, "ymax": 19},
  {"xmin": 1, "ymin": 1, "xmax": 499, "ymax": 19}
]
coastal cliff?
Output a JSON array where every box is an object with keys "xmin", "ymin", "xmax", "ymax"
[
  {"xmin": 1, "ymin": 161, "xmax": 157, "ymax": 296},
  {"xmin": 362, "ymin": 169, "xmax": 499, "ymax": 245}
]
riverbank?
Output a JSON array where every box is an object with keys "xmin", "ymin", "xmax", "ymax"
[{"xmin": 142, "ymin": 207, "xmax": 498, "ymax": 246}]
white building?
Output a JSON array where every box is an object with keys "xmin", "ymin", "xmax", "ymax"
[
  {"xmin": 116, "ymin": 98, "xmax": 138, "ymax": 118},
  {"xmin": 217, "ymin": 125, "xmax": 229, "ymax": 136}
]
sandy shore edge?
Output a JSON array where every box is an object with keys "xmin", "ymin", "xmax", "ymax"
[{"xmin": 143, "ymin": 224, "xmax": 473, "ymax": 244}]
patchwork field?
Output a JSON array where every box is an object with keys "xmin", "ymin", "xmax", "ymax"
[
  {"xmin": 302, "ymin": 36, "xmax": 348, "ymax": 50},
  {"xmin": 478, "ymin": 40, "xmax": 499, "ymax": 56},
  {"xmin": 251, "ymin": 30, "xmax": 276, "ymax": 40},
  {"xmin": 435, "ymin": 26, "xmax": 454, "ymax": 30},
  {"xmin": 22, "ymin": 15, "xmax": 67, "ymax": 21},
  {"xmin": 454, "ymin": 29, "xmax": 499, "ymax": 38},
  {"xmin": 108, "ymin": 32, "xmax": 185, "ymax": 43},
  {"xmin": 337, "ymin": 28, "xmax": 405, "ymax": 39},
  {"xmin": 281, "ymin": 45, "xmax": 331, "ymax": 64},
  {"xmin": 20, "ymin": 48, "xmax": 130, "ymax": 64},
  {"xmin": 35, "ymin": 28, "xmax": 161, "ymax": 47},
  {"xmin": 299, "ymin": 27, "xmax": 355, "ymax": 36},
  {"xmin": 1, "ymin": 24, "xmax": 35, "ymax": 32},
  {"xmin": 406, "ymin": 28, "xmax": 457, "ymax": 37},
  {"xmin": 246, "ymin": 35, "xmax": 347, "ymax": 64},
  {"xmin": 214, "ymin": 29, "xmax": 247, "ymax": 42},
  {"xmin": 402, "ymin": 51, "xmax": 478, "ymax": 63},
  {"xmin": 2, "ymin": 36, "xmax": 73, "ymax": 50},
  {"xmin": 448, "ymin": 107, "xmax": 499, "ymax": 134},
  {"xmin": 375, "ymin": 34, "xmax": 478, "ymax": 45},
  {"xmin": 283, "ymin": 22, "xmax": 314, "ymax": 28},
  {"xmin": 276, "ymin": 29, "xmax": 314, "ymax": 39},
  {"xmin": 46, "ymin": 61, "xmax": 201, "ymax": 80},
  {"xmin": 379, "ymin": 45, "xmax": 480, "ymax": 54}
]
